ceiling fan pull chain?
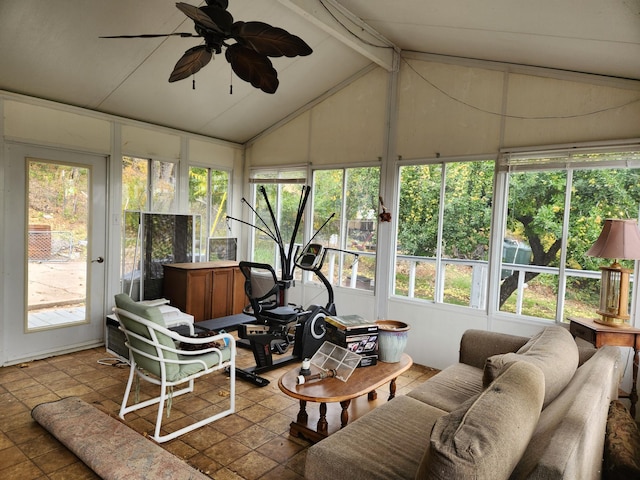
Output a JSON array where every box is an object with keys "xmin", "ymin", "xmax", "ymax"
[
  {"xmin": 229, "ymin": 68, "xmax": 233, "ymax": 95},
  {"xmin": 192, "ymin": 75, "xmax": 196, "ymax": 90}
]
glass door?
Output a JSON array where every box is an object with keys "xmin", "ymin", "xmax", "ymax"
[
  {"xmin": 27, "ymin": 159, "xmax": 93, "ymax": 329},
  {"xmin": 3, "ymin": 144, "xmax": 107, "ymax": 364}
]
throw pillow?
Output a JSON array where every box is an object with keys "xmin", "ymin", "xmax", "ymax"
[
  {"xmin": 417, "ymin": 361, "xmax": 545, "ymax": 480},
  {"xmin": 483, "ymin": 325, "xmax": 578, "ymax": 407},
  {"xmin": 603, "ymin": 400, "xmax": 640, "ymax": 480}
]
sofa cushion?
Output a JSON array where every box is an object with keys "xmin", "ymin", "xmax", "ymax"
[
  {"xmin": 305, "ymin": 396, "xmax": 446, "ymax": 480},
  {"xmin": 483, "ymin": 325, "xmax": 578, "ymax": 407},
  {"xmin": 417, "ymin": 361, "xmax": 545, "ymax": 480},
  {"xmin": 407, "ymin": 363, "xmax": 484, "ymax": 412},
  {"xmin": 510, "ymin": 346, "xmax": 621, "ymax": 480},
  {"xmin": 459, "ymin": 329, "xmax": 529, "ymax": 369}
]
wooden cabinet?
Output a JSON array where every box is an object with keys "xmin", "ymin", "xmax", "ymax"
[{"xmin": 162, "ymin": 261, "xmax": 248, "ymax": 322}]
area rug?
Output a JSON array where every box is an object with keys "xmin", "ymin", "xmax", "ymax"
[{"xmin": 31, "ymin": 396, "xmax": 208, "ymax": 480}]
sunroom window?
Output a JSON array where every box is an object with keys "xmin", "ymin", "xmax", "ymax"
[
  {"xmin": 247, "ymin": 169, "xmax": 307, "ymax": 278},
  {"xmin": 498, "ymin": 146, "xmax": 640, "ymax": 322},
  {"xmin": 394, "ymin": 160, "xmax": 494, "ymax": 308},
  {"xmin": 311, "ymin": 166, "xmax": 380, "ymax": 291},
  {"xmin": 188, "ymin": 166, "xmax": 230, "ymax": 261},
  {"xmin": 122, "ymin": 156, "xmax": 176, "ymax": 212}
]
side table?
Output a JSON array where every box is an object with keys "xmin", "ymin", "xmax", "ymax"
[{"xmin": 569, "ymin": 316, "xmax": 640, "ymax": 418}]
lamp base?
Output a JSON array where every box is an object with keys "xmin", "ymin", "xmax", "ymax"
[{"xmin": 594, "ymin": 313, "xmax": 630, "ymax": 328}]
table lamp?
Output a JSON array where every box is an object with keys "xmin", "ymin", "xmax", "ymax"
[{"xmin": 586, "ymin": 218, "xmax": 640, "ymax": 327}]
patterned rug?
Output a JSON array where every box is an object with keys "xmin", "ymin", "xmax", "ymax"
[{"xmin": 31, "ymin": 396, "xmax": 207, "ymax": 480}]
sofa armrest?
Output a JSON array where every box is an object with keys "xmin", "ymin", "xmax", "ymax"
[{"xmin": 459, "ymin": 329, "xmax": 529, "ymax": 369}]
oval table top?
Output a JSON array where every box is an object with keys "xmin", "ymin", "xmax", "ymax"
[{"xmin": 278, "ymin": 353, "xmax": 413, "ymax": 403}]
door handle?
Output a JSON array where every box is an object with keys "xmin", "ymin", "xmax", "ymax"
[{"xmin": 92, "ymin": 256, "xmax": 104, "ymax": 263}]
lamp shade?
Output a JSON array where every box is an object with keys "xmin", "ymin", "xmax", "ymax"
[{"xmin": 586, "ymin": 219, "xmax": 640, "ymax": 260}]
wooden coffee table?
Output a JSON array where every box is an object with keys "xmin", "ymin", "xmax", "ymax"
[{"xmin": 278, "ymin": 353, "xmax": 413, "ymax": 443}]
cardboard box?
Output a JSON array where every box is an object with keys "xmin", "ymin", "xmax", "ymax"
[{"xmin": 325, "ymin": 315, "xmax": 378, "ymax": 367}]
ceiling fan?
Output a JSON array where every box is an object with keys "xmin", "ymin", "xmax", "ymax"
[{"xmin": 101, "ymin": 0, "xmax": 312, "ymax": 94}]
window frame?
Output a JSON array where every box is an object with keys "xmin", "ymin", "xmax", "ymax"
[
  {"xmin": 392, "ymin": 156, "xmax": 496, "ymax": 308},
  {"xmin": 491, "ymin": 141, "xmax": 640, "ymax": 324},
  {"xmin": 188, "ymin": 164, "xmax": 232, "ymax": 261},
  {"xmin": 391, "ymin": 140, "xmax": 640, "ymax": 325},
  {"xmin": 309, "ymin": 164, "xmax": 381, "ymax": 293}
]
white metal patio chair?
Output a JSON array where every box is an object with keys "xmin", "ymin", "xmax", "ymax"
[{"xmin": 113, "ymin": 293, "xmax": 236, "ymax": 443}]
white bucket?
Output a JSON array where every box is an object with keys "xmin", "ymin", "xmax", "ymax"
[{"xmin": 375, "ymin": 320, "xmax": 410, "ymax": 363}]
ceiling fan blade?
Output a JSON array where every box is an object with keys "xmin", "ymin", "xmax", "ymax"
[
  {"xmin": 225, "ymin": 44, "xmax": 279, "ymax": 94},
  {"xmin": 232, "ymin": 21, "xmax": 312, "ymax": 58},
  {"xmin": 100, "ymin": 32, "xmax": 198, "ymax": 39},
  {"xmin": 169, "ymin": 45, "xmax": 213, "ymax": 82},
  {"xmin": 176, "ymin": 2, "xmax": 224, "ymax": 34},
  {"xmin": 204, "ymin": 0, "xmax": 229, "ymax": 9},
  {"xmin": 200, "ymin": 5, "xmax": 234, "ymax": 33}
]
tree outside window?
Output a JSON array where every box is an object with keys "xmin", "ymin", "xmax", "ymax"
[
  {"xmin": 122, "ymin": 156, "xmax": 176, "ymax": 213},
  {"xmin": 395, "ymin": 160, "xmax": 494, "ymax": 307},
  {"xmin": 312, "ymin": 166, "xmax": 380, "ymax": 290},
  {"xmin": 500, "ymin": 156, "xmax": 640, "ymax": 321},
  {"xmin": 394, "ymin": 149, "xmax": 640, "ymax": 322},
  {"xmin": 189, "ymin": 166, "xmax": 230, "ymax": 260}
]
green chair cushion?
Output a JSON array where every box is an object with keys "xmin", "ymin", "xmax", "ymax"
[
  {"xmin": 115, "ymin": 294, "xmax": 231, "ymax": 382},
  {"xmin": 114, "ymin": 293, "xmax": 180, "ymax": 380},
  {"xmin": 177, "ymin": 348, "xmax": 232, "ymax": 379}
]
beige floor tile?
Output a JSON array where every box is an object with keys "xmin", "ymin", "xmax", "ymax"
[{"xmin": 0, "ymin": 343, "xmax": 429, "ymax": 479}]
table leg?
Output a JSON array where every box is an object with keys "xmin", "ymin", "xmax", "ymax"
[
  {"xmin": 340, "ymin": 400, "xmax": 351, "ymax": 428},
  {"xmin": 631, "ymin": 346, "xmax": 639, "ymax": 419},
  {"xmin": 297, "ymin": 399, "xmax": 308, "ymax": 424},
  {"xmin": 317, "ymin": 402, "xmax": 328, "ymax": 435},
  {"xmin": 389, "ymin": 377, "xmax": 398, "ymax": 400}
]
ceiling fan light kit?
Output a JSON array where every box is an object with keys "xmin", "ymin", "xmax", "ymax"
[{"xmin": 103, "ymin": 0, "xmax": 312, "ymax": 94}]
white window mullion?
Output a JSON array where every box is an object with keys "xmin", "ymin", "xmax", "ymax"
[
  {"xmin": 434, "ymin": 163, "xmax": 447, "ymax": 303},
  {"xmin": 555, "ymin": 169, "xmax": 573, "ymax": 323}
]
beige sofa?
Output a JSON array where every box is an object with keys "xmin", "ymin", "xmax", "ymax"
[{"xmin": 305, "ymin": 326, "xmax": 621, "ymax": 480}]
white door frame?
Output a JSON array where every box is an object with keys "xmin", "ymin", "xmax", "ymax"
[{"xmin": 2, "ymin": 143, "xmax": 108, "ymax": 365}]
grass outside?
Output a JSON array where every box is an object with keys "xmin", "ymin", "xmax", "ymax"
[
  {"xmin": 255, "ymin": 242, "xmax": 600, "ymax": 321},
  {"xmin": 395, "ymin": 263, "xmax": 599, "ymax": 320}
]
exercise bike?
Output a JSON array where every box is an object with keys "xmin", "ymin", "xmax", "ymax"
[{"xmin": 235, "ymin": 243, "xmax": 337, "ymax": 386}]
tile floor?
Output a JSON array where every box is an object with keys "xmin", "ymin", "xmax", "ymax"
[{"xmin": 0, "ymin": 340, "xmax": 438, "ymax": 479}]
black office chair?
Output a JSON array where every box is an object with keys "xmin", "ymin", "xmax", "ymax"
[
  {"xmin": 238, "ymin": 261, "xmax": 306, "ymax": 362},
  {"xmin": 238, "ymin": 261, "xmax": 301, "ymax": 324}
]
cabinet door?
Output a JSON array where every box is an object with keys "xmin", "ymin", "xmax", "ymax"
[
  {"xmin": 232, "ymin": 267, "xmax": 249, "ymax": 314},
  {"xmin": 163, "ymin": 267, "xmax": 188, "ymax": 313},
  {"xmin": 211, "ymin": 268, "xmax": 233, "ymax": 318},
  {"xmin": 188, "ymin": 270, "xmax": 212, "ymax": 321}
]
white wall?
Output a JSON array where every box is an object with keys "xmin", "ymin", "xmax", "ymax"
[{"xmin": 247, "ymin": 67, "xmax": 389, "ymax": 167}]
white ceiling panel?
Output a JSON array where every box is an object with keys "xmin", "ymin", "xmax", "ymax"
[{"xmin": 1, "ymin": 0, "xmax": 638, "ymax": 143}]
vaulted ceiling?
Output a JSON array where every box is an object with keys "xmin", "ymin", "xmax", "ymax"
[{"xmin": 1, "ymin": 0, "xmax": 638, "ymax": 144}]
